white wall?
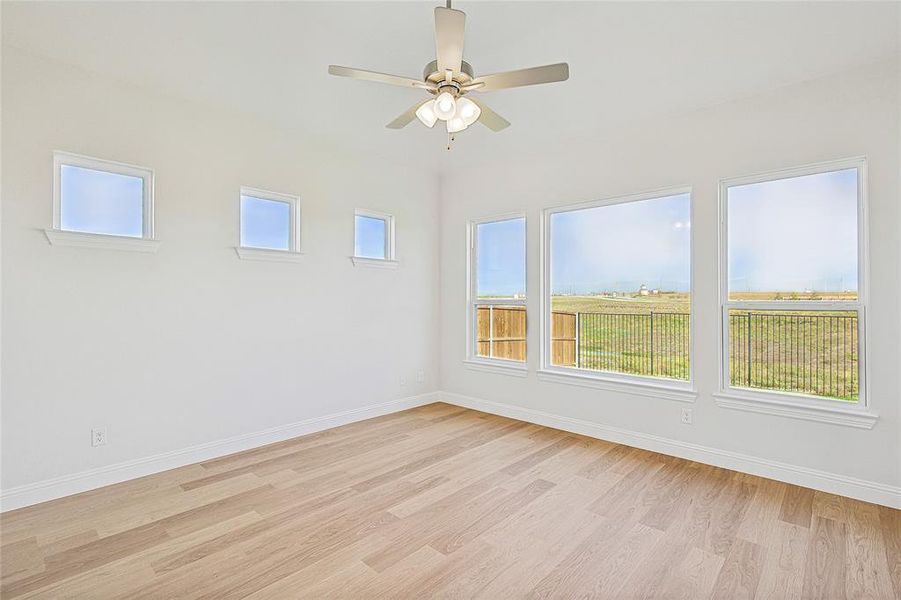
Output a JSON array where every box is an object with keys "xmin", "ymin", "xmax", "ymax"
[
  {"xmin": 1, "ymin": 49, "xmax": 440, "ymax": 497},
  {"xmin": 439, "ymin": 60, "xmax": 901, "ymax": 502}
]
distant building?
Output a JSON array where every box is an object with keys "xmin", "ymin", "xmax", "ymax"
[{"xmin": 638, "ymin": 284, "xmax": 649, "ymax": 296}]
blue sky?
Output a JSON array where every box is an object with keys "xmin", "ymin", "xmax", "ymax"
[
  {"xmin": 551, "ymin": 193, "xmax": 691, "ymax": 294},
  {"xmin": 477, "ymin": 217, "xmax": 526, "ymax": 297},
  {"xmin": 355, "ymin": 215, "xmax": 387, "ymax": 259},
  {"xmin": 241, "ymin": 195, "xmax": 291, "ymax": 250},
  {"xmin": 60, "ymin": 165, "xmax": 143, "ymax": 237},
  {"xmin": 728, "ymin": 168, "xmax": 858, "ymax": 293}
]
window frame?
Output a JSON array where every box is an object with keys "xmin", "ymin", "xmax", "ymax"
[
  {"xmin": 537, "ymin": 186, "xmax": 697, "ymax": 402},
  {"xmin": 715, "ymin": 157, "xmax": 877, "ymax": 428},
  {"xmin": 465, "ymin": 212, "xmax": 529, "ymax": 375},
  {"xmin": 236, "ymin": 186, "xmax": 303, "ymax": 262},
  {"xmin": 47, "ymin": 151, "xmax": 158, "ymax": 252},
  {"xmin": 352, "ymin": 208, "xmax": 397, "ymax": 268}
]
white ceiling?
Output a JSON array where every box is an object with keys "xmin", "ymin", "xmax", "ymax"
[{"xmin": 3, "ymin": 1, "xmax": 898, "ymax": 170}]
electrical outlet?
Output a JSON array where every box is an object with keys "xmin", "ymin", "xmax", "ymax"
[
  {"xmin": 417, "ymin": 369, "xmax": 425, "ymax": 383},
  {"xmin": 680, "ymin": 408, "xmax": 693, "ymax": 425},
  {"xmin": 91, "ymin": 427, "xmax": 108, "ymax": 447}
]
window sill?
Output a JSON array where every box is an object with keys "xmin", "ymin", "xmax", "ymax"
[
  {"xmin": 463, "ymin": 359, "xmax": 529, "ymax": 378},
  {"xmin": 45, "ymin": 229, "xmax": 160, "ymax": 253},
  {"xmin": 536, "ymin": 368, "xmax": 697, "ymax": 403},
  {"xmin": 713, "ymin": 391, "xmax": 878, "ymax": 429},
  {"xmin": 351, "ymin": 256, "xmax": 399, "ymax": 269},
  {"xmin": 235, "ymin": 247, "xmax": 304, "ymax": 263}
]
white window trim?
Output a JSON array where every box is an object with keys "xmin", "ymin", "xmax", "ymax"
[
  {"xmin": 538, "ymin": 185, "xmax": 697, "ymax": 400},
  {"xmin": 352, "ymin": 208, "xmax": 398, "ymax": 267},
  {"xmin": 465, "ymin": 212, "xmax": 529, "ymax": 373},
  {"xmin": 236, "ymin": 186, "xmax": 302, "ymax": 262},
  {"xmin": 716, "ymin": 156, "xmax": 877, "ymax": 428},
  {"xmin": 47, "ymin": 151, "xmax": 158, "ymax": 253}
]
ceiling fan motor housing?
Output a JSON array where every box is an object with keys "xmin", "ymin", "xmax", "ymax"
[{"xmin": 423, "ymin": 59, "xmax": 475, "ymax": 95}]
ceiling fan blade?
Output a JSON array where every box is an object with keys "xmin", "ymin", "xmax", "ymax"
[
  {"xmin": 328, "ymin": 65, "xmax": 434, "ymax": 90},
  {"xmin": 468, "ymin": 97, "xmax": 510, "ymax": 132},
  {"xmin": 386, "ymin": 100, "xmax": 429, "ymax": 129},
  {"xmin": 470, "ymin": 63, "xmax": 569, "ymax": 92},
  {"xmin": 434, "ymin": 7, "xmax": 465, "ymax": 74}
]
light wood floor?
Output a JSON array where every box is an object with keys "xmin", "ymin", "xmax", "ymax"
[{"xmin": 1, "ymin": 403, "xmax": 899, "ymax": 599}]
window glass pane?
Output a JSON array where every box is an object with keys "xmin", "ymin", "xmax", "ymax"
[
  {"xmin": 60, "ymin": 165, "xmax": 144, "ymax": 237},
  {"xmin": 240, "ymin": 195, "xmax": 291, "ymax": 250},
  {"xmin": 549, "ymin": 193, "xmax": 691, "ymax": 380},
  {"xmin": 727, "ymin": 309, "xmax": 858, "ymax": 401},
  {"xmin": 355, "ymin": 215, "xmax": 387, "ymax": 259},
  {"xmin": 727, "ymin": 168, "xmax": 858, "ymax": 301},
  {"xmin": 476, "ymin": 218, "xmax": 526, "ymax": 299},
  {"xmin": 475, "ymin": 305, "xmax": 526, "ymax": 361}
]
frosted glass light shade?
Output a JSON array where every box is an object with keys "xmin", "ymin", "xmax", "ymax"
[
  {"xmin": 446, "ymin": 116, "xmax": 467, "ymax": 134},
  {"xmin": 415, "ymin": 101, "xmax": 438, "ymax": 128},
  {"xmin": 456, "ymin": 97, "xmax": 481, "ymax": 126},
  {"xmin": 434, "ymin": 92, "xmax": 457, "ymax": 120}
]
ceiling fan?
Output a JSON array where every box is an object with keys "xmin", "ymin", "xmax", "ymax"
[{"xmin": 328, "ymin": 1, "xmax": 569, "ymax": 137}]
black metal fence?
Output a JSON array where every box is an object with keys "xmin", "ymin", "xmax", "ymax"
[
  {"xmin": 566, "ymin": 312, "xmax": 691, "ymax": 380},
  {"xmin": 554, "ymin": 310, "xmax": 859, "ymax": 400},
  {"xmin": 728, "ymin": 311, "xmax": 858, "ymax": 401}
]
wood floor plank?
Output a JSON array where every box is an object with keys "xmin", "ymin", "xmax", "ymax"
[
  {"xmin": 844, "ymin": 499, "xmax": 895, "ymax": 599},
  {"xmin": 780, "ymin": 484, "xmax": 815, "ymax": 528},
  {"xmin": 801, "ymin": 516, "xmax": 848, "ymax": 599},
  {"xmin": 705, "ymin": 479, "xmax": 757, "ymax": 556},
  {"xmin": 0, "ymin": 537, "xmax": 43, "ymax": 584},
  {"xmin": 878, "ymin": 505, "xmax": 901, "ymax": 599},
  {"xmin": 428, "ymin": 478, "xmax": 555, "ymax": 555},
  {"xmin": 527, "ymin": 513, "xmax": 637, "ymax": 598},
  {"xmin": 710, "ymin": 537, "xmax": 766, "ymax": 599},
  {"xmin": 1, "ymin": 403, "xmax": 898, "ymax": 600},
  {"xmin": 754, "ymin": 520, "xmax": 809, "ymax": 600}
]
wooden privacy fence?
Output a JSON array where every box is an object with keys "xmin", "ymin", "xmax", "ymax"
[
  {"xmin": 476, "ymin": 306, "xmax": 528, "ymax": 361},
  {"xmin": 473, "ymin": 307, "xmax": 581, "ymax": 366},
  {"xmin": 477, "ymin": 306, "xmax": 573, "ymax": 364}
]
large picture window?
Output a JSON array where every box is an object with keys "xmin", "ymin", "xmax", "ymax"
[
  {"xmin": 720, "ymin": 159, "xmax": 866, "ymax": 406},
  {"xmin": 542, "ymin": 189, "xmax": 692, "ymax": 387},
  {"xmin": 468, "ymin": 216, "xmax": 527, "ymax": 366}
]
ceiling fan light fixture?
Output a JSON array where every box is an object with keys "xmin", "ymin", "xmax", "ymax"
[
  {"xmin": 456, "ymin": 97, "xmax": 481, "ymax": 126},
  {"xmin": 446, "ymin": 115, "xmax": 467, "ymax": 133},
  {"xmin": 415, "ymin": 100, "xmax": 438, "ymax": 128},
  {"xmin": 433, "ymin": 91, "xmax": 457, "ymax": 120}
]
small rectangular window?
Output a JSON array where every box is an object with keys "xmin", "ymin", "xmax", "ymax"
[
  {"xmin": 545, "ymin": 190, "xmax": 692, "ymax": 384},
  {"xmin": 721, "ymin": 160, "xmax": 865, "ymax": 404},
  {"xmin": 354, "ymin": 210, "xmax": 395, "ymax": 261},
  {"xmin": 238, "ymin": 187, "xmax": 301, "ymax": 256},
  {"xmin": 469, "ymin": 216, "xmax": 527, "ymax": 364},
  {"xmin": 53, "ymin": 152, "xmax": 153, "ymax": 239}
]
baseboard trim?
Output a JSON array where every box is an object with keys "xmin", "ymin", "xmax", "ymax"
[
  {"xmin": 0, "ymin": 392, "xmax": 440, "ymax": 512},
  {"xmin": 441, "ymin": 391, "xmax": 901, "ymax": 509}
]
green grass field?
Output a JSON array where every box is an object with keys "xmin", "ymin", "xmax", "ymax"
[{"xmin": 551, "ymin": 292, "xmax": 690, "ymax": 315}]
